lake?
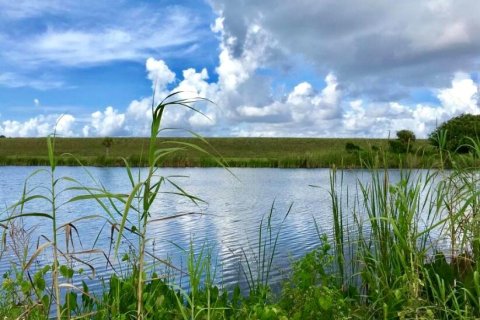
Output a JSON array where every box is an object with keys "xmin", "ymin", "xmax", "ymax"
[{"xmin": 0, "ymin": 166, "xmax": 416, "ymax": 292}]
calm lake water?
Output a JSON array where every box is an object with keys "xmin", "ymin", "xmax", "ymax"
[{"xmin": 0, "ymin": 166, "xmax": 411, "ymax": 292}]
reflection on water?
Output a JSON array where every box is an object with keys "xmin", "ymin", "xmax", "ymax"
[{"xmin": 0, "ymin": 166, "xmax": 409, "ymax": 291}]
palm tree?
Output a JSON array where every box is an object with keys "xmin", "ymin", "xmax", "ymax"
[{"xmin": 102, "ymin": 137, "xmax": 113, "ymax": 157}]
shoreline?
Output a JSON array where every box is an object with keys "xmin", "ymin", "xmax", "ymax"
[{"xmin": 0, "ymin": 137, "xmax": 475, "ymax": 169}]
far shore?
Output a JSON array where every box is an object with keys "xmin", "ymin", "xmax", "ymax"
[{"xmin": 0, "ymin": 137, "xmax": 464, "ymax": 168}]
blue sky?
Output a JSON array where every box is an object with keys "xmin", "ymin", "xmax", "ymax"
[{"xmin": 0, "ymin": 0, "xmax": 478, "ymax": 137}]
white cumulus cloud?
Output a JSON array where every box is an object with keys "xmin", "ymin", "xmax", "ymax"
[
  {"xmin": 342, "ymin": 72, "xmax": 479, "ymax": 138},
  {"xmin": 146, "ymin": 58, "xmax": 176, "ymax": 98},
  {"xmin": 83, "ymin": 107, "xmax": 125, "ymax": 137},
  {"xmin": 56, "ymin": 114, "xmax": 76, "ymax": 136},
  {"xmin": 0, "ymin": 114, "xmax": 75, "ymax": 137}
]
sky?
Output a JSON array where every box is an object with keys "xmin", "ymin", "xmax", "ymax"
[{"xmin": 0, "ymin": 0, "xmax": 479, "ymax": 138}]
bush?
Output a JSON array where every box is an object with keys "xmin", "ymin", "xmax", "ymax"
[
  {"xmin": 345, "ymin": 142, "xmax": 361, "ymax": 153},
  {"xmin": 396, "ymin": 130, "xmax": 416, "ymax": 144},
  {"xmin": 389, "ymin": 130, "xmax": 416, "ymax": 153},
  {"xmin": 429, "ymin": 114, "xmax": 480, "ymax": 153},
  {"xmin": 280, "ymin": 235, "xmax": 352, "ymax": 319},
  {"xmin": 388, "ymin": 140, "xmax": 408, "ymax": 153}
]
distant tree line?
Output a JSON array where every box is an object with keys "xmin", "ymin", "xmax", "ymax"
[
  {"xmin": 345, "ymin": 113, "xmax": 479, "ymax": 155},
  {"xmin": 429, "ymin": 113, "xmax": 480, "ymax": 153}
]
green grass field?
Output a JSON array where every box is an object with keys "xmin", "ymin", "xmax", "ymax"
[{"xmin": 0, "ymin": 136, "xmax": 439, "ymax": 168}]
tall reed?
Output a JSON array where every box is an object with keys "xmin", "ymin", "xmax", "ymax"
[
  {"xmin": 67, "ymin": 92, "xmax": 227, "ymax": 319},
  {"xmin": 324, "ymin": 132, "xmax": 480, "ymax": 318},
  {"xmin": 241, "ymin": 202, "xmax": 292, "ymax": 296},
  {"xmin": 0, "ymin": 93, "xmax": 226, "ymax": 319},
  {"xmin": 0, "ymin": 135, "xmax": 110, "ymax": 318}
]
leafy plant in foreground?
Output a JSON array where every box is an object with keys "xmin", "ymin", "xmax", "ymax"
[
  {"xmin": 69, "ymin": 92, "xmax": 228, "ymax": 319},
  {"xmin": 0, "ymin": 132, "xmax": 112, "ymax": 319},
  {"xmin": 280, "ymin": 234, "xmax": 352, "ymax": 319}
]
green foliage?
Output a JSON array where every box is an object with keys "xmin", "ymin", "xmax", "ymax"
[
  {"xmin": 389, "ymin": 139, "xmax": 408, "ymax": 153},
  {"xmin": 397, "ymin": 129, "xmax": 416, "ymax": 144},
  {"xmin": 102, "ymin": 137, "xmax": 114, "ymax": 156},
  {"xmin": 0, "ymin": 92, "xmax": 223, "ymax": 319},
  {"xmin": 241, "ymin": 202, "xmax": 291, "ymax": 295},
  {"xmin": 280, "ymin": 235, "xmax": 353, "ymax": 319},
  {"xmin": 0, "ymin": 136, "xmax": 436, "ymax": 168},
  {"xmin": 345, "ymin": 142, "xmax": 361, "ymax": 153},
  {"xmin": 389, "ymin": 129, "xmax": 416, "ymax": 153},
  {"xmin": 98, "ymin": 273, "xmax": 180, "ymax": 319},
  {"xmin": 429, "ymin": 113, "xmax": 480, "ymax": 153}
]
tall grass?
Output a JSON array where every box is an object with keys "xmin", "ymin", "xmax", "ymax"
[
  {"xmin": 240, "ymin": 202, "xmax": 292, "ymax": 295},
  {"xmin": 0, "ymin": 93, "xmax": 227, "ymax": 319},
  {"xmin": 67, "ymin": 93, "xmax": 227, "ymax": 319},
  {"xmin": 324, "ymin": 136, "xmax": 480, "ymax": 318}
]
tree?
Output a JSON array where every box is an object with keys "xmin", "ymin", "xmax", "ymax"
[
  {"xmin": 396, "ymin": 130, "xmax": 416, "ymax": 144},
  {"xmin": 0, "ymin": 135, "xmax": 5, "ymax": 138},
  {"xmin": 102, "ymin": 137, "xmax": 113, "ymax": 157},
  {"xmin": 389, "ymin": 130, "xmax": 416, "ymax": 153},
  {"xmin": 429, "ymin": 114, "xmax": 480, "ymax": 153}
]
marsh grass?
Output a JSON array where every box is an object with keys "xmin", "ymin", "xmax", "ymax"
[
  {"xmin": 0, "ymin": 137, "xmax": 448, "ymax": 168},
  {"xmin": 337, "ymin": 138, "xmax": 480, "ymax": 318},
  {"xmin": 0, "ymin": 93, "xmax": 229, "ymax": 319},
  {"xmin": 240, "ymin": 202, "xmax": 292, "ymax": 296}
]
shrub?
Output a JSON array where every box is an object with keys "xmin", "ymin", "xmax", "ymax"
[
  {"xmin": 396, "ymin": 130, "xmax": 416, "ymax": 144},
  {"xmin": 345, "ymin": 142, "xmax": 361, "ymax": 153},
  {"xmin": 389, "ymin": 130, "xmax": 416, "ymax": 153},
  {"xmin": 429, "ymin": 114, "xmax": 480, "ymax": 153},
  {"xmin": 388, "ymin": 140, "xmax": 407, "ymax": 153},
  {"xmin": 280, "ymin": 235, "xmax": 352, "ymax": 319}
]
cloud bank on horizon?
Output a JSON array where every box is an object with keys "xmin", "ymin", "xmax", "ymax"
[{"xmin": 0, "ymin": 0, "xmax": 478, "ymax": 138}]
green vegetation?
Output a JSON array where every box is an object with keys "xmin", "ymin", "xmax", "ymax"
[
  {"xmin": 344, "ymin": 142, "xmax": 361, "ymax": 153},
  {"xmin": 389, "ymin": 129, "xmax": 416, "ymax": 154},
  {"xmin": 102, "ymin": 137, "xmax": 114, "ymax": 157},
  {"xmin": 0, "ymin": 135, "xmax": 450, "ymax": 168},
  {"xmin": 429, "ymin": 113, "xmax": 480, "ymax": 153},
  {"xmin": 396, "ymin": 129, "xmax": 416, "ymax": 144},
  {"xmin": 1, "ymin": 100, "xmax": 480, "ymax": 319}
]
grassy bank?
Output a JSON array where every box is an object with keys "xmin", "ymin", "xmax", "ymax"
[{"xmin": 0, "ymin": 136, "xmax": 447, "ymax": 168}]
